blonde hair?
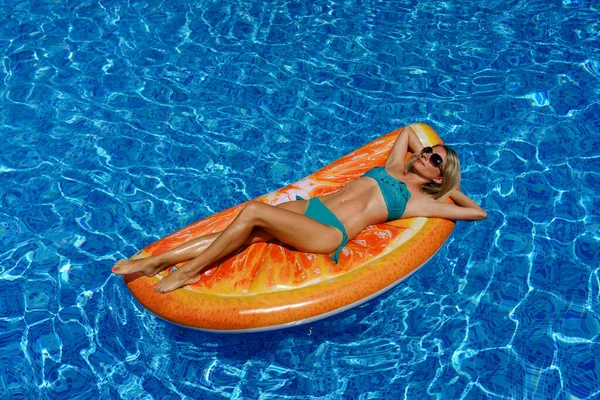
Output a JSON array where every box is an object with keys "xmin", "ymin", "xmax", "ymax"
[{"xmin": 404, "ymin": 145, "xmax": 461, "ymax": 200}]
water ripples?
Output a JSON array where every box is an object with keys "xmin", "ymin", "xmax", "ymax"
[{"xmin": 1, "ymin": 0, "xmax": 599, "ymax": 398}]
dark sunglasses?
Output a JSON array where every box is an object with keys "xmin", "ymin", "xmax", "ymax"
[{"xmin": 421, "ymin": 147, "xmax": 444, "ymax": 176}]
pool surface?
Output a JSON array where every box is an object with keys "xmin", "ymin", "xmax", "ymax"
[{"xmin": 1, "ymin": 0, "xmax": 599, "ymax": 398}]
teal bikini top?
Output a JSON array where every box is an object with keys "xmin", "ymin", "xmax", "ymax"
[{"xmin": 363, "ymin": 167, "xmax": 412, "ymax": 221}]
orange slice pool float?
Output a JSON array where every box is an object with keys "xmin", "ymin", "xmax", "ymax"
[{"xmin": 123, "ymin": 123, "xmax": 456, "ymax": 332}]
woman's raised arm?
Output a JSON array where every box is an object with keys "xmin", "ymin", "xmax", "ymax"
[
  {"xmin": 385, "ymin": 125, "xmax": 425, "ymax": 169},
  {"xmin": 420, "ymin": 190, "xmax": 487, "ymax": 221}
]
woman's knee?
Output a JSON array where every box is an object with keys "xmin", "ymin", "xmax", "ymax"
[{"xmin": 239, "ymin": 202, "xmax": 269, "ymax": 223}]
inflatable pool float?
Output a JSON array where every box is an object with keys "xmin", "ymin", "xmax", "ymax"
[{"xmin": 122, "ymin": 123, "xmax": 455, "ymax": 332}]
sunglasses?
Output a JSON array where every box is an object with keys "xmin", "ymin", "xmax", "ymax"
[{"xmin": 421, "ymin": 147, "xmax": 444, "ymax": 176}]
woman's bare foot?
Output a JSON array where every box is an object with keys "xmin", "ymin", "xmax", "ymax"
[
  {"xmin": 154, "ymin": 267, "xmax": 202, "ymax": 294},
  {"xmin": 111, "ymin": 257, "xmax": 168, "ymax": 276}
]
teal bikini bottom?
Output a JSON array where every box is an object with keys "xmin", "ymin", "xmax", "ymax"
[{"xmin": 296, "ymin": 196, "xmax": 348, "ymax": 264}]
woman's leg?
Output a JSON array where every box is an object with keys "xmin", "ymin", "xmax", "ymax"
[
  {"xmin": 112, "ymin": 232, "xmax": 218, "ymax": 276},
  {"xmin": 154, "ymin": 201, "xmax": 343, "ymax": 294},
  {"xmin": 111, "ymin": 229, "xmax": 276, "ymax": 276},
  {"xmin": 111, "ymin": 200, "xmax": 308, "ymax": 276}
]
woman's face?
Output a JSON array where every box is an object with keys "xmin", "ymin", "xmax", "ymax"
[{"xmin": 414, "ymin": 146, "xmax": 446, "ymax": 182}]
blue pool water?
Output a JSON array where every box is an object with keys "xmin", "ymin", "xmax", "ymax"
[{"xmin": 1, "ymin": 0, "xmax": 599, "ymax": 398}]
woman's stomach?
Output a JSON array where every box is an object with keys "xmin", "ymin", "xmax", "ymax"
[{"xmin": 319, "ymin": 178, "xmax": 388, "ymax": 237}]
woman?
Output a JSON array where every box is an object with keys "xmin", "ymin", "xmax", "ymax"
[{"xmin": 112, "ymin": 126, "xmax": 486, "ymax": 293}]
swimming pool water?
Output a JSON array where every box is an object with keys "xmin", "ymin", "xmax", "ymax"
[{"xmin": 1, "ymin": 0, "xmax": 599, "ymax": 398}]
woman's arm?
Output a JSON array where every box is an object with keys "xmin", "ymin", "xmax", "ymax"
[
  {"xmin": 385, "ymin": 126, "xmax": 425, "ymax": 169},
  {"xmin": 420, "ymin": 190, "xmax": 487, "ymax": 221}
]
